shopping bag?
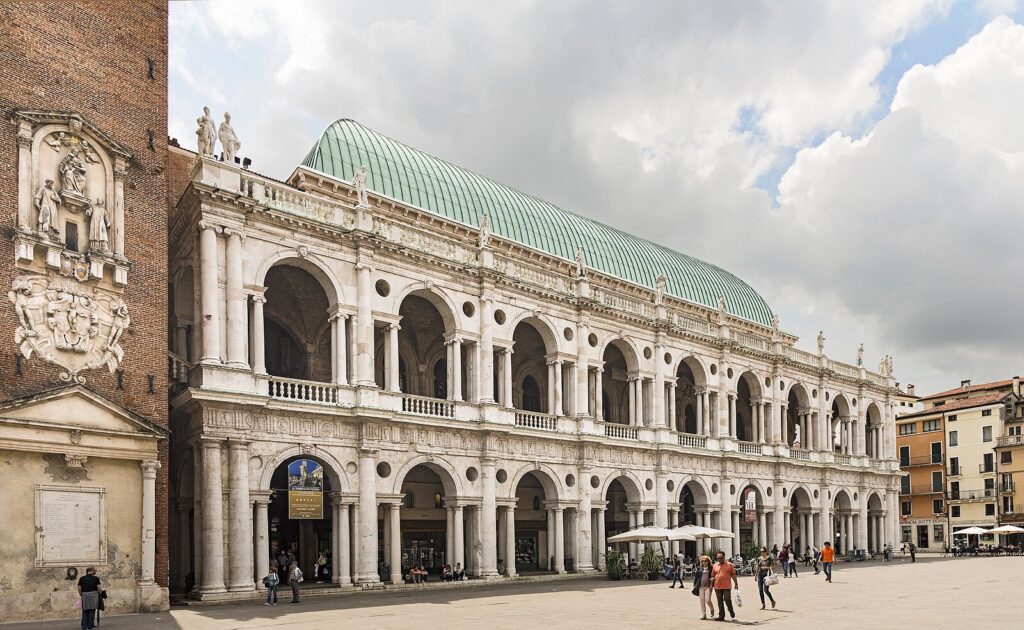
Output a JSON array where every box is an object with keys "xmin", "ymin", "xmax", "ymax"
[
  {"xmin": 734, "ymin": 588, "xmax": 743, "ymax": 607},
  {"xmin": 765, "ymin": 570, "xmax": 779, "ymax": 586}
]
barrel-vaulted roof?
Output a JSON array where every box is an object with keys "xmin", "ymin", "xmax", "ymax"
[{"xmin": 301, "ymin": 119, "xmax": 774, "ymax": 326}]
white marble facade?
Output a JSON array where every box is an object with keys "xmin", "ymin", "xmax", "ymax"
[{"xmin": 168, "ymin": 150, "xmax": 901, "ymax": 597}]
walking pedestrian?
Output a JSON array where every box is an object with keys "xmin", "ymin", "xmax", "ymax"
[
  {"xmin": 779, "ymin": 545, "xmax": 790, "ymax": 577},
  {"xmin": 77, "ymin": 566, "xmax": 101, "ymax": 630},
  {"xmin": 754, "ymin": 547, "xmax": 777, "ymax": 610},
  {"xmin": 787, "ymin": 545, "xmax": 799, "ymax": 577},
  {"xmin": 711, "ymin": 551, "xmax": 739, "ymax": 622},
  {"xmin": 670, "ymin": 555, "xmax": 684, "ymax": 589},
  {"xmin": 693, "ymin": 555, "xmax": 716, "ymax": 620},
  {"xmin": 288, "ymin": 562, "xmax": 304, "ymax": 603},
  {"xmin": 263, "ymin": 562, "xmax": 280, "ymax": 605},
  {"xmin": 811, "ymin": 545, "xmax": 821, "ymax": 574},
  {"xmin": 909, "ymin": 542, "xmax": 917, "ymax": 563},
  {"xmin": 820, "ymin": 541, "xmax": 836, "ymax": 582},
  {"xmin": 804, "ymin": 545, "xmax": 812, "ymax": 567}
]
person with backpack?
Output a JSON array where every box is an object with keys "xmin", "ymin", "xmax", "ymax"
[
  {"xmin": 288, "ymin": 562, "xmax": 304, "ymax": 603},
  {"xmin": 263, "ymin": 562, "xmax": 280, "ymax": 605}
]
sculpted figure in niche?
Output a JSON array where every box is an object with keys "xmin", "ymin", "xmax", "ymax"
[
  {"xmin": 353, "ymin": 165, "xmax": 369, "ymax": 206},
  {"xmin": 59, "ymin": 147, "xmax": 88, "ymax": 197},
  {"xmin": 35, "ymin": 179, "xmax": 61, "ymax": 238},
  {"xmin": 86, "ymin": 199, "xmax": 111, "ymax": 253},
  {"xmin": 197, "ymin": 106, "xmax": 217, "ymax": 156},
  {"xmin": 218, "ymin": 112, "xmax": 241, "ymax": 163}
]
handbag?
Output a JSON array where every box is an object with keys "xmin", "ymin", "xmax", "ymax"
[
  {"xmin": 691, "ymin": 585, "xmax": 699, "ymax": 596},
  {"xmin": 765, "ymin": 570, "xmax": 779, "ymax": 586},
  {"xmin": 733, "ymin": 588, "xmax": 742, "ymax": 607}
]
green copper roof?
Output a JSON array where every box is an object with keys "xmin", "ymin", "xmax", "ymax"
[{"xmin": 301, "ymin": 119, "xmax": 774, "ymax": 326}]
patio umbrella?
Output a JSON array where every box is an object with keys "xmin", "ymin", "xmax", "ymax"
[
  {"xmin": 607, "ymin": 526, "xmax": 681, "ymax": 543},
  {"xmin": 988, "ymin": 525, "xmax": 1024, "ymax": 534},
  {"xmin": 668, "ymin": 525, "xmax": 734, "ymax": 541},
  {"xmin": 953, "ymin": 526, "xmax": 991, "ymax": 536}
]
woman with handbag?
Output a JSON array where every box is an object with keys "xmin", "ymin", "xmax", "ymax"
[
  {"xmin": 691, "ymin": 555, "xmax": 715, "ymax": 620},
  {"xmin": 77, "ymin": 566, "xmax": 101, "ymax": 630},
  {"xmin": 754, "ymin": 546, "xmax": 777, "ymax": 610}
]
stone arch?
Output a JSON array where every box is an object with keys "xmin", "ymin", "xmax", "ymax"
[
  {"xmin": 509, "ymin": 312, "xmax": 560, "ymax": 353},
  {"xmin": 254, "ymin": 250, "xmax": 342, "ymax": 306},
  {"xmin": 832, "ymin": 487, "xmax": 854, "ymax": 510},
  {"xmin": 600, "ymin": 337, "xmax": 641, "ymax": 373},
  {"xmin": 677, "ymin": 476, "xmax": 712, "ymax": 505},
  {"xmin": 832, "ymin": 392, "xmax": 853, "ymax": 417},
  {"xmin": 865, "ymin": 401, "xmax": 884, "ymax": 458},
  {"xmin": 735, "ymin": 370, "xmax": 764, "ymax": 442},
  {"xmin": 673, "ymin": 354, "xmax": 709, "ymax": 387},
  {"xmin": 784, "ymin": 382, "xmax": 813, "ymax": 447},
  {"xmin": 785, "ymin": 382, "xmax": 812, "ymax": 407},
  {"xmin": 508, "ymin": 463, "xmax": 562, "ymax": 502},
  {"xmin": 393, "ymin": 283, "xmax": 460, "ymax": 333},
  {"xmin": 258, "ymin": 444, "xmax": 346, "ymax": 492},
  {"xmin": 866, "ymin": 491, "xmax": 884, "ymax": 510},
  {"xmin": 735, "ymin": 479, "xmax": 767, "ymax": 507},
  {"xmin": 392, "ymin": 455, "xmax": 463, "ymax": 498},
  {"xmin": 601, "ymin": 471, "xmax": 645, "ymax": 504},
  {"xmin": 790, "ymin": 484, "xmax": 814, "ymax": 509}
]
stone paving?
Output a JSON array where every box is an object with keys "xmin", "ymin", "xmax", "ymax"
[{"xmin": 15, "ymin": 556, "xmax": 1024, "ymax": 630}]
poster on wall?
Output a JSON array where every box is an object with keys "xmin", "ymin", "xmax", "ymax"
[
  {"xmin": 287, "ymin": 459, "xmax": 324, "ymax": 519},
  {"xmin": 743, "ymin": 489, "xmax": 757, "ymax": 524}
]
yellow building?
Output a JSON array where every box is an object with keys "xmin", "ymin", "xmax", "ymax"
[
  {"xmin": 994, "ymin": 383, "xmax": 1024, "ymax": 543},
  {"xmin": 914, "ymin": 377, "xmax": 1022, "ymax": 547}
]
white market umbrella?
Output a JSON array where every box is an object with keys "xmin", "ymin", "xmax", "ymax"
[
  {"xmin": 669, "ymin": 525, "xmax": 734, "ymax": 541},
  {"xmin": 954, "ymin": 527, "xmax": 992, "ymax": 536},
  {"xmin": 988, "ymin": 525, "xmax": 1024, "ymax": 534},
  {"xmin": 607, "ymin": 526, "xmax": 680, "ymax": 543}
]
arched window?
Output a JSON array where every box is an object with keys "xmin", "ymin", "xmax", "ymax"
[
  {"xmin": 433, "ymin": 360, "xmax": 447, "ymax": 399},
  {"xmin": 522, "ymin": 376, "xmax": 541, "ymax": 412}
]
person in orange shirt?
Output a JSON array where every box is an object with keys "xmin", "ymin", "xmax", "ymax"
[
  {"xmin": 711, "ymin": 551, "xmax": 739, "ymax": 621},
  {"xmin": 820, "ymin": 541, "xmax": 836, "ymax": 582}
]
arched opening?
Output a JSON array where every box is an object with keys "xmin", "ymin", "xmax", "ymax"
[
  {"xmin": 601, "ymin": 341, "xmax": 639, "ymax": 424},
  {"xmin": 512, "ymin": 471, "xmax": 562, "ymax": 573},
  {"xmin": 786, "ymin": 385, "xmax": 811, "ymax": 448},
  {"xmin": 170, "ymin": 266, "xmax": 195, "ymax": 364},
  {"xmin": 674, "ymin": 357, "xmax": 706, "ymax": 434},
  {"xmin": 268, "ymin": 456, "xmax": 336, "ymax": 584},
  {"xmin": 735, "ymin": 372, "xmax": 762, "ymax": 442},
  {"xmin": 675, "ymin": 480, "xmax": 712, "ymax": 560},
  {"xmin": 788, "ymin": 487, "xmax": 813, "ymax": 554},
  {"xmin": 867, "ymin": 493, "xmax": 885, "ymax": 553},
  {"xmin": 831, "ymin": 395, "xmax": 853, "ymax": 455},
  {"xmin": 831, "ymin": 490, "xmax": 854, "ymax": 554},
  {"xmin": 512, "ymin": 319, "xmax": 556, "ymax": 413},
  {"xmin": 388, "ymin": 293, "xmax": 460, "ymax": 398},
  {"xmin": 604, "ymin": 476, "xmax": 643, "ymax": 563},
  {"xmin": 396, "ymin": 464, "xmax": 457, "ymax": 578},
  {"xmin": 263, "ymin": 264, "xmax": 332, "ymax": 382},
  {"xmin": 737, "ymin": 484, "xmax": 765, "ymax": 557},
  {"xmin": 865, "ymin": 403, "xmax": 883, "ymax": 459}
]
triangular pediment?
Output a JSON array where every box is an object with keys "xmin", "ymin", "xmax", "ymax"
[
  {"xmin": 0, "ymin": 385, "xmax": 167, "ymax": 437},
  {"xmin": 14, "ymin": 110, "xmax": 132, "ymax": 158}
]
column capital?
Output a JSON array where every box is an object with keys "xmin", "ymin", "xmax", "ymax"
[
  {"xmin": 222, "ymin": 227, "xmax": 246, "ymax": 241},
  {"xmin": 226, "ymin": 439, "xmax": 251, "ymax": 451},
  {"xmin": 197, "ymin": 221, "xmax": 223, "ymax": 234},
  {"xmin": 444, "ymin": 335, "xmax": 463, "ymax": 346},
  {"xmin": 140, "ymin": 460, "xmax": 161, "ymax": 476},
  {"xmin": 198, "ymin": 436, "xmax": 224, "ymax": 448},
  {"xmin": 388, "ymin": 322, "xmax": 401, "ymax": 332},
  {"xmin": 250, "ymin": 294, "xmax": 267, "ymax": 305},
  {"xmin": 251, "ymin": 490, "xmax": 273, "ymax": 506}
]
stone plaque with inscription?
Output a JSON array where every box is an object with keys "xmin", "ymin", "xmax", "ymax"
[{"xmin": 35, "ymin": 486, "xmax": 106, "ymax": 566}]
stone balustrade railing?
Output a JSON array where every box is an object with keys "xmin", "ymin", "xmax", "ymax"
[
  {"xmin": 401, "ymin": 393, "xmax": 455, "ymax": 419},
  {"xmin": 829, "ymin": 360, "xmax": 860, "ymax": 379},
  {"xmin": 514, "ymin": 411, "xmax": 558, "ymax": 431},
  {"xmin": 240, "ymin": 172, "xmax": 351, "ymax": 226},
  {"xmin": 835, "ymin": 453, "xmax": 852, "ymax": 466},
  {"xmin": 668, "ymin": 313, "xmax": 715, "ymax": 336},
  {"xmin": 168, "ymin": 352, "xmax": 190, "ymax": 385},
  {"xmin": 731, "ymin": 330, "xmax": 770, "ymax": 352},
  {"xmin": 602, "ymin": 422, "xmax": 639, "ymax": 440},
  {"xmin": 737, "ymin": 440, "xmax": 763, "ymax": 455},
  {"xmin": 267, "ymin": 375, "xmax": 339, "ymax": 405},
  {"xmin": 592, "ymin": 287, "xmax": 655, "ymax": 318},
  {"xmin": 677, "ymin": 433, "xmax": 708, "ymax": 449},
  {"xmin": 791, "ymin": 448, "xmax": 812, "ymax": 461}
]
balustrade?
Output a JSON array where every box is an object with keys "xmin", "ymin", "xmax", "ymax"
[
  {"xmin": 514, "ymin": 411, "xmax": 558, "ymax": 431},
  {"xmin": 603, "ymin": 423, "xmax": 639, "ymax": 440},
  {"xmin": 677, "ymin": 433, "xmax": 708, "ymax": 449},
  {"xmin": 401, "ymin": 393, "xmax": 455, "ymax": 419},
  {"xmin": 267, "ymin": 375, "xmax": 338, "ymax": 404}
]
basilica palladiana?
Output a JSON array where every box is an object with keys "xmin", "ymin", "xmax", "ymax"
[{"xmin": 167, "ymin": 117, "xmax": 901, "ymax": 597}]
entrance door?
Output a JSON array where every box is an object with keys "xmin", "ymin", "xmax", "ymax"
[{"xmin": 917, "ymin": 525, "xmax": 929, "ymax": 549}]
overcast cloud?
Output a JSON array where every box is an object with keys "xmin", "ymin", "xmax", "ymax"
[{"xmin": 169, "ymin": 0, "xmax": 1024, "ymax": 395}]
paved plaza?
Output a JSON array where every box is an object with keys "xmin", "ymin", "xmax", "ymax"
[{"xmin": 14, "ymin": 557, "xmax": 1023, "ymax": 630}]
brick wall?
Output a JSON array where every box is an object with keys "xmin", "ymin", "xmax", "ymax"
[{"xmin": 0, "ymin": 1, "xmax": 170, "ymax": 588}]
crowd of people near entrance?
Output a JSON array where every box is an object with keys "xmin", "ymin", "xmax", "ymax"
[{"xmin": 661, "ymin": 541, "xmax": 840, "ymax": 621}]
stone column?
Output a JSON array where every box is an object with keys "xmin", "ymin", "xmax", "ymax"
[
  {"xmin": 809, "ymin": 513, "xmax": 817, "ymax": 550},
  {"xmin": 224, "ymin": 229, "xmax": 247, "ymax": 367},
  {"xmin": 668, "ymin": 383, "xmax": 677, "ymax": 430},
  {"xmin": 446, "ymin": 507, "xmax": 455, "ymax": 563},
  {"xmin": 701, "ymin": 390, "xmax": 711, "ymax": 435},
  {"xmin": 596, "ymin": 508, "xmax": 607, "ymax": 570},
  {"xmin": 329, "ymin": 311, "xmax": 348, "ymax": 385},
  {"xmin": 453, "ymin": 505, "xmax": 465, "ymax": 568},
  {"xmin": 253, "ymin": 492, "xmax": 271, "ymax": 586},
  {"xmin": 594, "ymin": 368, "xmax": 604, "ymax": 420},
  {"xmin": 480, "ymin": 459, "xmax": 498, "ymax": 577},
  {"xmin": 783, "ymin": 511, "xmax": 791, "ymax": 545},
  {"xmin": 199, "ymin": 439, "xmax": 226, "ymax": 593},
  {"xmin": 502, "ymin": 349, "xmax": 514, "ymax": 408},
  {"xmin": 635, "ymin": 378, "xmax": 645, "ymax": 426},
  {"xmin": 140, "ymin": 460, "xmax": 159, "ymax": 586},
  {"xmin": 191, "ymin": 445, "xmax": 204, "ymax": 591},
  {"xmin": 15, "ymin": 122, "xmax": 31, "ymax": 229},
  {"xmin": 627, "ymin": 377, "xmax": 637, "ymax": 425},
  {"xmin": 447, "ymin": 339, "xmax": 463, "ymax": 401},
  {"xmin": 479, "ymin": 296, "xmax": 495, "ymax": 403},
  {"xmin": 385, "ymin": 323, "xmax": 400, "ymax": 392},
  {"xmin": 728, "ymin": 395, "xmax": 737, "ymax": 437},
  {"xmin": 553, "ymin": 360, "xmax": 563, "ymax": 416},
  {"xmin": 758, "ymin": 510, "xmax": 767, "ymax": 546},
  {"xmin": 227, "ymin": 441, "xmax": 253, "ymax": 591},
  {"xmin": 250, "ymin": 295, "xmax": 267, "ymax": 374},
  {"xmin": 338, "ymin": 503, "xmax": 352, "ymax": 585},
  {"xmin": 731, "ymin": 511, "xmax": 741, "ymax": 556},
  {"xmin": 355, "ymin": 260, "xmax": 375, "ymax": 386},
  {"xmin": 565, "ymin": 361, "xmax": 578, "ymax": 417},
  {"xmin": 198, "ymin": 222, "xmax": 222, "ymax": 363},
  {"xmin": 389, "ymin": 504, "xmax": 402, "ymax": 583},
  {"xmin": 800, "ymin": 513, "xmax": 808, "ymax": 550},
  {"xmin": 553, "ymin": 508, "xmax": 565, "ymax": 573},
  {"xmin": 176, "ymin": 501, "xmax": 192, "ymax": 589},
  {"xmin": 504, "ymin": 506, "xmax": 517, "ymax": 576},
  {"xmin": 356, "ymin": 449, "xmax": 379, "ymax": 584},
  {"xmin": 839, "ymin": 515, "xmax": 848, "ymax": 553}
]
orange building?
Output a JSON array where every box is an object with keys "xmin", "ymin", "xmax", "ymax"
[{"xmin": 897, "ymin": 409, "xmax": 946, "ymax": 551}]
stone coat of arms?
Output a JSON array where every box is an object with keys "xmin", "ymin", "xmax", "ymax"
[{"xmin": 9, "ymin": 274, "xmax": 130, "ymax": 382}]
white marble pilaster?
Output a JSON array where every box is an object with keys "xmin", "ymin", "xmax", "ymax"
[
  {"xmin": 140, "ymin": 460, "xmax": 159, "ymax": 585},
  {"xmin": 226, "ymin": 441, "xmax": 253, "ymax": 591},
  {"xmin": 198, "ymin": 223, "xmax": 222, "ymax": 363}
]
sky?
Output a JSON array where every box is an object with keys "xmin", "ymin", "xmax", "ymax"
[{"xmin": 169, "ymin": 0, "xmax": 1024, "ymax": 397}]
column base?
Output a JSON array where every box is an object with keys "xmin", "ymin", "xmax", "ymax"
[
  {"xmin": 137, "ymin": 582, "xmax": 169, "ymax": 612},
  {"xmin": 197, "ymin": 584, "xmax": 227, "ymax": 595},
  {"xmin": 227, "ymin": 583, "xmax": 256, "ymax": 593}
]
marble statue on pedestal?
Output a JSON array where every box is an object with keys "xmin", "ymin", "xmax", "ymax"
[
  {"xmin": 770, "ymin": 314, "xmax": 781, "ymax": 341},
  {"xmin": 857, "ymin": 343, "xmax": 864, "ymax": 366},
  {"xmin": 353, "ymin": 166, "xmax": 369, "ymax": 207},
  {"xmin": 478, "ymin": 212, "xmax": 491, "ymax": 248},
  {"xmin": 34, "ymin": 179, "xmax": 61, "ymax": 238},
  {"xmin": 197, "ymin": 106, "xmax": 217, "ymax": 156},
  {"xmin": 218, "ymin": 112, "xmax": 241, "ymax": 163},
  {"xmin": 793, "ymin": 424, "xmax": 801, "ymax": 449},
  {"xmin": 655, "ymin": 273, "xmax": 667, "ymax": 303},
  {"xmin": 574, "ymin": 247, "xmax": 587, "ymax": 278},
  {"xmin": 717, "ymin": 295, "xmax": 727, "ymax": 324},
  {"xmin": 817, "ymin": 330, "xmax": 826, "ymax": 355}
]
